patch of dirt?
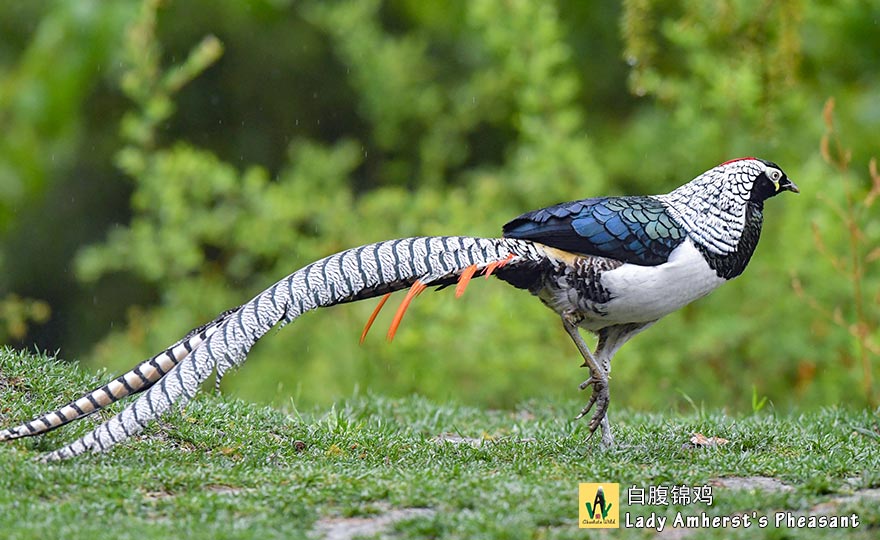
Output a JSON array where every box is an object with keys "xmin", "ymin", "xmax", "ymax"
[
  {"xmin": 811, "ymin": 488, "xmax": 880, "ymax": 514},
  {"xmin": 203, "ymin": 484, "xmax": 248, "ymax": 495},
  {"xmin": 431, "ymin": 433, "xmax": 536, "ymax": 446},
  {"xmin": 0, "ymin": 367, "xmax": 27, "ymax": 394},
  {"xmin": 312, "ymin": 508, "xmax": 434, "ymax": 540},
  {"xmin": 0, "ymin": 367, "xmax": 30, "ymax": 420},
  {"xmin": 141, "ymin": 484, "xmax": 249, "ymax": 501},
  {"xmin": 432, "ymin": 433, "xmax": 485, "ymax": 446},
  {"xmin": 709, "ymin": 476, "xmax": 794, "ymax": 492},
  {"xmin": 143, "ymin": 490, "xmax": 176, "ymax": 501}
]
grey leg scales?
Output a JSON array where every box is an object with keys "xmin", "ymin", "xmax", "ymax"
[{"xmin": 562, "ymin": 316, "xmax": 614, "ymax": 447}]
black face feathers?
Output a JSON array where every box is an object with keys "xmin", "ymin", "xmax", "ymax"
[{"xmin": 752, "ymin": 160, "xmax": 799, "ymax": 202}]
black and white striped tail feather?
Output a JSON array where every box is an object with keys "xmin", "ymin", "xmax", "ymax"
[
  {"xmin": 0, "ymin": 309, "xmax": 240, "ymax": 442},
  {"xmin": 35, "ymin": 236, "xmax": 543, "ymax": 460}
]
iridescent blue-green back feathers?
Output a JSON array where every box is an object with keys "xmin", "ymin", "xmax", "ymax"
[{"xmin": 502, "ymin": 196, "xmax": 686, "ymax": 266}]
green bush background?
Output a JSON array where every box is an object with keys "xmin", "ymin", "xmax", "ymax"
[{"xmin": 0, "ymin": 0, "xmax": 877, "ymax": 413}]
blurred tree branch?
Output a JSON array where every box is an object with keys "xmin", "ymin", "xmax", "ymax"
[{"xmin": 793, "ymin": 97, "xmax": 879, "ymax": 406}]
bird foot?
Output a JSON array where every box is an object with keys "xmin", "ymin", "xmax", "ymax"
[
  {"xmin": 577, "ymin": 373, "xmax": 610, "ymax": 390},
  {"xmin": 578, "ymin": 376, "xmax": 595, "ymax": 391},
  {"xmin": 575, "ymin": 375, "xmax": 611, "ymax": 442}
]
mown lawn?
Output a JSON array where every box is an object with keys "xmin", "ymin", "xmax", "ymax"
[{"xmin": 1, "ymin": 348, "xmax": 878, "ymax": 540}]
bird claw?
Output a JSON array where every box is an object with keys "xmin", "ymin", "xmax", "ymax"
[
  {"xmin": 578, "ymin": 376, "xmax": 596, "ymax": 391},
  {"xmin": 574, "ymin": 394, "xmax": 596, "ymax": 420},
  {"xmin": 560, "ymin": 318, "xmax": 614, "ymax": 446},
  {"xmin": 574, "ymin": 376, "xmax": 610, "ymax": 436}
]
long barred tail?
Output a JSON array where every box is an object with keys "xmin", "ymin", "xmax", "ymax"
[
  {"xmin": 0, "ymin": 308, "xmax": 241, "ymax": 443},
  {"xmin": 10, "ymin": 236, "xmax": 544, "ymax": 461}
]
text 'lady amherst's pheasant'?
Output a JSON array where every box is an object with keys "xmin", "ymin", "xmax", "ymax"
[{"xmin": 1, "ymin": 158, "xmax": 798, "ymax": 460}]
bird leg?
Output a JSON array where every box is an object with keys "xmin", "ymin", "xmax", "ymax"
[{"xmin": 561, "ymin": 316, "xmax": 613, "ymax": 447}]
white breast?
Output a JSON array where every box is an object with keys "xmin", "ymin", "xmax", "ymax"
[{"xmin": 597, "ymin": 239, "xmax": 725, "ymax": 325}]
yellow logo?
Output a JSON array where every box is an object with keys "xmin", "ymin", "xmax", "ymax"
[{"xmin": 579, "ymin": 483, "xmax": 619, "ymax": 528}]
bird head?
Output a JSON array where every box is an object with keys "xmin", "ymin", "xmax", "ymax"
[
  {"xmin": 662, "ymin": 157, "xmax": 798, "ymax": 211},
  {"xmin": 746, "ymin": 158, "xmax": 799, "ymax": 202},
  {"xmin": 657, "ymin": 157, "xmax": 798, "ymax": 256},
  {"xmin": 711, "ymin": 157, "xmax": 798, "ymax": 204}
]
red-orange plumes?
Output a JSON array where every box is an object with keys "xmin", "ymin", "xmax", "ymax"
[
  {"xmin": 455, "ymin": 265, "xmax": 478, "ymax": 298},
  {"xmin": 359, "ymin": 254, "xmax": 517, "ymax": 342},
  {"xmin": 386, "ymin": 281, "xmax": 427, "ymax": 341},
  {"xmin": 483, "ymin": 253, "xmax": 515, "ymax": 279},
  {"xmin": 359, "ymin": 293, "xmax": 391, "ymax": 344}
]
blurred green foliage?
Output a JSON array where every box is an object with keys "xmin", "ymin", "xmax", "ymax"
[
  {"xmin": 0, "ymin": 294, "xmax": 49, "ymax": 343},
  {"xmin": 0, "ymin": 0, "xmax": 877, "ymax": 413}
]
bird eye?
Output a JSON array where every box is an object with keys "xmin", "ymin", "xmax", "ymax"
[{"xmin": 768, "ymin": 169, "xmax": 782, "ymax": 182}]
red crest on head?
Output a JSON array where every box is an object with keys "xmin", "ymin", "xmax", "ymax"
[{"xmin": 720, "ymin": 157, "xmax": 756, "ymax": 166}]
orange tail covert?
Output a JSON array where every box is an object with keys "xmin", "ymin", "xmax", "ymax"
[
  {"xmin": 386, "ymin": 280, "xmax": 427, "ymax": 341},
  {"xmin": 482, "ymin": 253, "xmax": 515, "ymax": 279},
  {"xmin": 455, "ymin": 265, "xmax": 478, "ymax": 298},
  {"xmin": 360, "ymin": 293, "xmax": 392, "ymax": 344}
]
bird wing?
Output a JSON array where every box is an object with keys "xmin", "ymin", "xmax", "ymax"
[{"xmin": 502, "ymin": 196, "xmax": 686, "ymax": 266}]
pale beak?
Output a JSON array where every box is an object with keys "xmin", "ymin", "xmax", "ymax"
[{"xmin": 780, "ymin": 178, "xmax": 799, "ymax": 193}]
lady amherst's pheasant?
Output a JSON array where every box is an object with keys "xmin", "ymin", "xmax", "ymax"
[{"xmin": 1, "ymin": 157, "xmax": 797, "ymax": 460}]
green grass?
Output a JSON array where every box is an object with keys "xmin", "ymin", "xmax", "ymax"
[{"xmin": 1, "ymin": 348, "xmax": 879, "ymax": 540}]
